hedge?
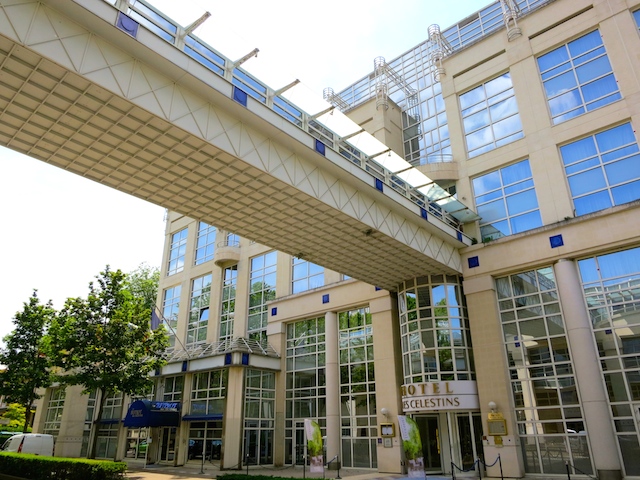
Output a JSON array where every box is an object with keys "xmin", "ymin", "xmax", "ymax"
[{"xmin": 0, "ymin": 452, "xmax": 126, "ymax": 480}]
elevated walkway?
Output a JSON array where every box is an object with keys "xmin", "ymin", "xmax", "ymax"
[{"xmin": 0, "ymin": 0, "xmax": 478, "ymax": 290}]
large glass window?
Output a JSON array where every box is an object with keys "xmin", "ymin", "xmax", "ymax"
[
  {"xmin": 190, "ymin": 370, "xmax": 227, "ymax": 417},
  {"xmin": 339, "ymin": 307, "xmax": 377, "ymax": 468},
  {"xmin": 634, "ymin": 9, "xmax": 640, "ymax": 29},
  {"xmin": 188, "ymin": 421, "xmax": 222, "ymax": 462},
  {"xmin": 43, "ymin": 387, "xmax": 66, "ymax": 438},
  {"xmin": 285, "ymin": 317, "xmax": 326, "ymax": 465},
  {"xmin": 399, "ymin": 275, "xmax": 474, "ymax": 382},
  {"xmin": 163, "ymin": 376, "xmax": 184, "ymax": 402},
  {"xmin": 496, "ymin": 268, "xmax": 591, "ymax": 474},
  {"xmin": 292, "ymin": 258, "xmax": 324, "ymax": 294},
  {"xmin": 537, "ymin": 30, "xmax": 620, "ymax": 125},
  {"xmin": 188, "ymin": 274, "xmax": 211, "ymax": 346},
  {"xmin": 96, "ymin": 392, "xmax": 123, "ymax": 459},
  {"xmin": 248, "ymin": 252, "xmax": 277, "ymax": 344},
  {"xmin": 219, "ymin": 266, "xmax": 237, "ymax": 342},
  {"xmin": 559, "ymin": 123, "xmax": 640, "ymax": 216},
  {"xmin": 162, "ymin": 285, "xmax": 181, "ymax": 349},
  {"xmin": 460, "ymin": 72, "xmax": 523, "ymax": 158},
  {"xmin": 243, "ymin": 369, "xmax": 276, "ymax": 465},
  {"xmin": 195, "ymin": 222, "xmax": 216, "ymax": 265},
  {"xmin": 473, "ymin": 159, "xmax": 542, "ymax": 241},
  {"xmin": 578, "ymin": 247, "xmax": 640, "ymax": 475},
  {"xmin": 167, "ymin": 228, "xmax": 188, "ymax": 276}
]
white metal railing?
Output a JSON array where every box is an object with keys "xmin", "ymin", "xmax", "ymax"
[
  {"xmin": 165, "ymin": 337, "xmax": 279, "ymax": 363},
  {"xmin": 105, "ymin": 0, "xmax": 474, "ymax": 238}
]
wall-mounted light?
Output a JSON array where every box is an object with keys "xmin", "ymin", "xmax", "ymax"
[
  {"xmin": 488, "ymin": 401, "xmax": 497, "ymax": 413},
  {"xmin": 380, "ymin": 407, "xmax": 390, "ymax": 418}
]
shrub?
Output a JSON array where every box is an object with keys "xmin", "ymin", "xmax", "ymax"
[{"xmin": 0, "ymin": 452, "xmax": 126, "ymax": 479}]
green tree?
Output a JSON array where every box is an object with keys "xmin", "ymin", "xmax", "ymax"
[
  {"xmin": 125, "ymin": 262, "xmax": 160, "ymax": 311},
  {"xmin": 0, "ymin": 290, "xmax": 55, "ymax": 432},
  {"xmin": 48, "ymin": 266, "xmax": 168, "ymax": 459},
  {"xmin": 0, "ymin": 403, "xmax": 32, "ymax": 432}
]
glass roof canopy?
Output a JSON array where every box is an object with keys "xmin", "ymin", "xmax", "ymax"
[{"xmin": 104, "ymin": 0, "xmax": 480, "ymax": 232}]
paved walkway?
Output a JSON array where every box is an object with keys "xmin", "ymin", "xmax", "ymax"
[{"xmin": 124, "ymin": 460, "xmax": 401, "ymax": 480}]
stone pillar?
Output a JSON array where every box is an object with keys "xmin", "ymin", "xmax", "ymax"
[
  {"xmin": 554, "ymin": 259, "xmax": 621, "ymax": 480},
  {"xmin": 221, "ymin": 365, "xmax": 245, "ymax": 469},
  {"xmin": 324, "ymin": 311, "xmax": 341, "ymax": 466}
]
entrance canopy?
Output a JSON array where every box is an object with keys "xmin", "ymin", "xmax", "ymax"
[{"xmin": 124, "ymin": 400, "xmax": 181, "ymax": 428}]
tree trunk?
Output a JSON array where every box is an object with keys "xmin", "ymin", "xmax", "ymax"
[
  {"xmin": 22, "ymin": 398, "xmax": 33, "ymax": 433},
  {"xmin": 88, "ymin": 388, "xmax": 107, "ymax": 459}
]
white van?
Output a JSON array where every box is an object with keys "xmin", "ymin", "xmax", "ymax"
[{"xmin": 1, "ymin": 433, "xmax": 54, "ymax": 456}]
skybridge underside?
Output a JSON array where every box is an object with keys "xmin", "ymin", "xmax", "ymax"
[{"xmin": 0, "ymin": 0, "xmax": 465, "ymax": 291}]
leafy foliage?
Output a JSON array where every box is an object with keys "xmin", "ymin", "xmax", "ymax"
[
  {"xmin": 0, "ymin": 290, "xmax": 55, "ymax": 432},
  {"xmin": 125, "ymin": 262, "xmax": 160, "ymax": 311},
  {"xmin": 0, "ymin": 404, "xmax": 32, "ymax": 432},
  {"xmin": 0, "ymin": 452, "xmax": 127, "ymax": 480},
  {"xmin": 47, "ymin": 266, "xmax": 168, "ymax": 457}
]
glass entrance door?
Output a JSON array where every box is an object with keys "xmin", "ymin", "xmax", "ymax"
[
  {"xmin": 415, "ymin": 415, "xmax": 443, "ymax": 472},
  {"xmin": 160, "ymin": 427, "xmax": 176, "ymax": 462}
]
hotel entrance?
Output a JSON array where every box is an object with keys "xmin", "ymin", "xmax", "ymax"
[{"xmin": 413, "ymin": 412, "xmax": 484, "ymax": 474}]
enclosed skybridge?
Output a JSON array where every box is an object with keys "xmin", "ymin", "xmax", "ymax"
[{"xmin": 0, "ymin": 0, "xmax": 479, "ymax": 291}]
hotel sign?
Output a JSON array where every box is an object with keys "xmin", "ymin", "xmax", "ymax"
[{"xmin": 401, "ymin": 381, "xmax": 479, "ymax": 412}]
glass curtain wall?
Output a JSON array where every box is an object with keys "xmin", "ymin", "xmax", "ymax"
[
  {"xmin": 43, "ymin": 387, "xmax": 66, "ymax": 439},
  {"xmin": 219, "ymin": 266, "xmax": 237, "ymax": 342},
  {"xmin": 248, "ymin": 252, "xmax": 277, "ymax": 344},
  {"xmin": 399, "ymin": 275, "xmax": 474, "ymax": 383},
  {"xmin": 96, "ymin": 392, "xmax": 123, "ymax": 459},
  {"xmin": 190, "ymin": 370, "xmax": 227, "ymax": 418},
  {"xmin": 338, "ymin": 307, "xmax": 377, "ymax": 468},
  {"xmin": 578, "ymin": 247, "xmax": 640, "ymax": 475},
  {"xmin": 81, "ymin": 390, "xmax": 97, "ymax": 457},
  {"xmin": 187, "ymin": 274, "xmax": 212, "ymax": 346},
  {"xmin": 496, "ymin": 267, "xmax": 591, "ymax": 474},
  {"xmin": 285, "ymin": 317, "xmax": 327, "ymax": 464},
  {"xmin": 243, "ymin": 369, "xmax": 276, "ymax": 465},
  {"xmin": 162, "ymin": 285, "xmax": 181, "ymax": 349}
]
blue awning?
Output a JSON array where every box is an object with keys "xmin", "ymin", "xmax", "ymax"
[
  {"xmin": 182, "ymin": 414, "xmax": 223, "ymax": 422},
  {"xmin": 124, "ymin": 400, "xmax": 181, "ymax": 427}
]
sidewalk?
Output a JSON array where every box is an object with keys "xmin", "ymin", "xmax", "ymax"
[{"xmin": 124, "ymin": 459, "xmax": 399, "ymax": 480}]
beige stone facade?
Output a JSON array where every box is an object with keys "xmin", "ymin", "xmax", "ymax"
[{"xmin": 33, "ymin": 0, "xmax": 640, "ymax": 478}]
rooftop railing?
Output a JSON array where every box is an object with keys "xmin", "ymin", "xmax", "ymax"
[{"xmin": 101, "ymin": 0, "xmax": 476, "ymax": 238}]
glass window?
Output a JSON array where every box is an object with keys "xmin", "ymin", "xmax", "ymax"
[
  {"xmin": 219, "ymin": 265, "xmax": 237, "ymax": 342},
  {"xmin": 559, "ymin": 123, "xmax": 640, "ymax": 216},
  {"xmin": 248, "ymin": 252, "xmax": 277, "ymax": 344},
  {"xmin": 473, "ymin": 159, "xmax": 542, "ymax": 241},
  {"xmin": 167, "ymin": 228, "xmax": 188, "ymax": 276},
  {"xmin": 191, "ymin": 370, "xmax": 227, "ymax": 416},
  {"xmin": 187, "ymin": 274, "xmax": 212, "ymax": 346},
  {"xmin": 460, "ymin": 73, "xmax": 523, "ymax": 158},
  {"xmin": 496, "ymin": 268, "xmax": 591, "ymax": 475},
  {"xmin": 292, "ymin": 258, "xmax": 324, "ymax": 294},
  {"xmin": 162, "ymin": 285, "xmax": 181, "ymax": 349},
  {"xmin": 43, "ymin": 387, "xmax": 66, "ymax": 438},
  {"xmin": 195, "ymin": 222, "xmax": 216, "ymax": 265},
  {"xmin": 226, "ymin": 232, "xmax": 240, "ymax": 247},
  {"xmin": 243, "ymin": 369, "xmax": 275, "ymax": 465},
  {"xmin": 338, "ymin": 307, "xmax": 377, "ymax": 468},
  {"xmin": 537, "ymin": 30, "xmax": 621, "ymax": 125},
  {"xmin": 634, "ymin": 10, "xmax": 640, "ymax": 29},
  {"xmin": 163, "ymin": 376, "xmax": 184, "ymax": 402}
]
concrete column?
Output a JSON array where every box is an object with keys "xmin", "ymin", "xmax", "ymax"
[
  {"xmin": 324, "ymin": 311, "xmax": 341, "ymax": 465},
  {"xmin": 222, "ymin": 366, "xmax": 245, "ymax": 469},
  {"xmin": 554, "ymin": 259, "xmax": 621, "ymax": 480}
]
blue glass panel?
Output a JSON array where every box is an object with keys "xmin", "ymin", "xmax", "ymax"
[
  {"xmin": 460, "ymin": 85, "xmax": 486, "ymax": 110},
  {"xmin": 577, "ymin": 257, "xmax": 599, "ymax": 283},
  {"xmin": 501, "ymin": 160, "xmax": 531, "ymax": 185},
  {"xmin": 481, "ymin": 219, "xmax": 509, "ymax": 239},
  {"xmin": 572, "ymin": 46, "xmax": 605, "ymax": 67},
  {"xmin": 575, "ymin": 55, "xmax": 612, "ymax": 84},
  {"xmin": 560, "ymin": 137, "xmax": 597, "ymax": 165},
  {"xmin": 565, "ymin": 157, "xmax": 601, "ymax": 175},
  {"xmin": 504, "ymin": 179, "xmax": 534, "ymax": 195},
  {"xmin": 605, "ymin": 154, "xmax": 640, "ymax": 185},
  {"xmin": 506, "ymin": 189, "xmax": 538, "ymax": 216},
  {"xmin": 540, "ymin": 61, "xmax": 572, "ymax": 81},
  {"xmin": 309, "ymin": 263, "xmax": 324, "ymax": 275},
  {"xmin": 611, "ymin": 179, "xmax": 640, "ymax": 205},
  {"xmin": 510, "ymin": 210, "xmax": 542, "ymax": 234},
  {"xmin": 184, "ymin": 46, "xmax": 224, "ymax": 75},
  {"xmin": 574, "ymin": 191, "xmax": 611, "ymax": 215},
  {"xmin": 490, "ymin": 97, "xmax": 518, "ymax": 121},
  {"xmin": 477, "ymin": 199, "xmax": 507, "ymax": 223},
  {"xmin": 466, "ymin": 126, "xmax": 493, "ymax": 152},
  {"xmin": 548, "ymin": 89, "xmax": 582, "ymax": 116},
  {"xmin": 469, "ymin": 143, "xmax": 495, "ymax": 158},
  {"xmin": 596, "ymin": 123, "xmax": 635, "ymax": 152},
  {"xmin": 602, "ymin": 144, "xmax": 639, "ymax": 163},
  {"xmin": 485, "ymin": 73, "xmax": 511, "ymax": 97},
  {"xmin": 543, "ymin": 71, "xmax": 577, "ymax": 97},
  {"xmin": 635, "ymin": 10, "xmax": 640, "ymax": 26},
  {"xmin": 292, "ymin": 264, "xmax": 306, "ymax": 280},
  {"xmin": 473, "ymin": 170, "xmax": 502, "ymax": 196},
  {"xmin": 553, "ymin": 107, "xmax": 584, "ymax": 125},
  {"xmin": 586, "ymin": 92, "xmax": 621, "ymax": 111},
  {"xmin": 463, "ymin": 109, "xmax": 490, "ymax": 132},
  {"xmin": 567, "ymin": 30, "xmax": 602, "ymax": 58},
  {"xmin": 568, "ymin": 168, "xmax": 606, "ymax": 196},
  {"xmin": 581, "ymin": 75, "xmax": 618, "ymax": 103},
  {"xmin": 537, "ymin": 46, "xmax": 569, "ymax": 73},
  {"xmin": 233, "ymin": 69, "xmax": 267, "ymax": 94},
  {"xmin": 493, "ymin": 116, "xmax": 523, "ymax": 141},
  {"xmin": 596, "ymin": 247, "xmax": 640, "ymax": 278}
]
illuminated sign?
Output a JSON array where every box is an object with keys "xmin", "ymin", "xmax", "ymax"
[{"xmin": 401, "ymin": 381, "xmax": 478, "ymax": 412}]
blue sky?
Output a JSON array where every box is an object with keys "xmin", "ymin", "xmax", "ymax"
[{"xmin": 0, "ymin": 0, "xmax": 492, "ymax": 341}]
